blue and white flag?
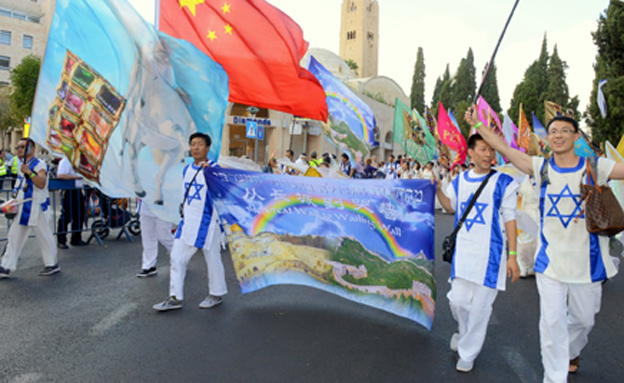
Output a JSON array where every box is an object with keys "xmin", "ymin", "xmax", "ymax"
[
  {"xmin": 532, "ymin": 113, "xmax": 548, "ymax": 142},
  {"xmin": 307, "ymin": 56, "xmax": 376, "ymax": 162},
  {"xmin": 598, "ymin": 79, "xmax": 608, "ymax": 118},
  {"xmin": 31, "ymin": 0, "xmax": 229, "ymax": 222},
  {"xmin": 205, "ymin": 168, "xmax": 437, "ymax": 329}
]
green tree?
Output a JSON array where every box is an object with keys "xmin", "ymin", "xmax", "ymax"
[
  {"xmin": 451, "ymin": 48, "xmax": 476, "ymax": 136},
  {"xmin": 479, "ymin": 62, "xmax": 502, "ymax": 114},
  {"xmin": 410, "ymin": 47, "xmax": 426, "ymax": 113},
  {"xmin": 345, "ymin": 58, "xmax": 359, "ymax": 76},
  {"xmin": 9, "ymin": 55, "xmax": 41, "ymax": 120},
  {"xmin": 587, "ymin": 0, "xmax": 624, "ymax": 145},
  {"xmin": 508, "ymin": 34, "xmax": 549, "ymax": 124},
  {"xmin": 431, "ymin": 64, "xmax": 452, "ymax": 115},
  {"xmin": 452, "ymin": 48, "xmax": 476, "ymax": 105},
  {"xmin": 545, "ymin": 45, "xmax": 571, "ymax": 112},
  {"xmin": 431, "ymin": 76, "xmax": 443, "ymax": 109},
  {"xmin": 0, "ymin": 87, "xmax": 19, "ymax": 131}
]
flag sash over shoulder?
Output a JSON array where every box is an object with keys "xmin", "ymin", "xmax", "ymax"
[{"xmin": 205, "ymin": 168, "xmax": 437, "ymax": 329}]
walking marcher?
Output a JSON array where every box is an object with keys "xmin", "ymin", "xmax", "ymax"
[
  {"xmin": 9, "ymin": 153, "xmax": 20, "ymax": 189},
  {"xmin": 384, "ymin": 155, "xmax": 399, "ymax": 179},
  {"xmin": 153, "ymin": 133, "xmax": 227, "ymax": 311},
  {"xmin": 56, "ymin": 157, "xmax": 88, "ymax": 249},
  {"xmin": 0, "ymin": 150, "xmax": 8, "ymax": 189},
  {"xmin": 0, "ymin": 138, "xmax": 59, "ymax": 279},
  {"xmin": 339, "ymin": 153, "xmax": 354, "ymax": 177},
  {"xmin": 436, "ymin": 133, "xmax": 520, "ymax": 373},
  {"xmin": 137, "ymin": 200, "xmax": 174, "ymax": 277},
  {"xmin": 467, "ymin": 108, "xmax": 624, "ymax": 383}
]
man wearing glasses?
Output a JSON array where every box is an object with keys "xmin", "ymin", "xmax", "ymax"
[
  {"xmin": 0, "ymin": 138, "xmax": 59, "ymax": 279},
  {"xmin": 466, "ymin": 109, "xmax": 624, "ymax": 383}
]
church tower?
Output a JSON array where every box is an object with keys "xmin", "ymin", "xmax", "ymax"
[{"xmin": 339, "ymin": 0, "xmax": 379, "ymax": 78}]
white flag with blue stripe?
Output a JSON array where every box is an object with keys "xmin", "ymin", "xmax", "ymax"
[{"xmin": 598, "ymin": 79, "xmax": 607, "ymax": 118}]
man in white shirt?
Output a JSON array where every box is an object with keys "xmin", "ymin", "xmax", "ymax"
[
  {"xmin": 56, "ymin": 157, "xmax": 87, "ymax": 249},
  {"xmin": 437, "ymin": 133, "xmax": 520, "ymax": 373},
  {"xmin": 468, "ymin": 109, "xmax": 624, "ymax": 383},
  {"xmin": 384, "ymin": 155, "xmax": 399, "ymax": 179},
  {"xmin": 0, "ymin": 138, "xmax": 59, "ymax": 278},
  {"xmin": 153, "ymin": 133, "xmax": 227, "ymax": 311}
]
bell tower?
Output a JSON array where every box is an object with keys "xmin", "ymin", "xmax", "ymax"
[{"xmin": 339, "ymin": 0, "xmax": 379, "ymax": 78}]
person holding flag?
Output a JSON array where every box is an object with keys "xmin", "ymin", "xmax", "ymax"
[
  {"xmin": 466, "ymin": 106, "xmax": 624, "ymax": 383},
  {"xmin": 0, "ymin": 138, "xmax": 59, "ymax": 279}
]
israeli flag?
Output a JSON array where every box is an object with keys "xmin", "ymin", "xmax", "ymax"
[{"xmin": 598, "ymin": 79, "xmax": 607, "ymax": 118}]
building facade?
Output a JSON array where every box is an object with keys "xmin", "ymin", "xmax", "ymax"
[{"xmin": 339, "ymin": 0, "xmax": 379, "ymax": 79}]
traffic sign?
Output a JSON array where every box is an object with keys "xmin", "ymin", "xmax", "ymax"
[
  {"xmin": 257, "ymin": 125, "xmax": 264, "ymax": 140},
  {"xmin": 246, "ymin": 121, "xmax": 257, "ymax": 139}
]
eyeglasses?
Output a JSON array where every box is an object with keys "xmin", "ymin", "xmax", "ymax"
[
  {"xmin": 15, "ymin": 145, "xmax": 26, "ymax": 150},
  {"xmin": 548, "ymin": 128, "xmax": 575, "ymax": 136}
]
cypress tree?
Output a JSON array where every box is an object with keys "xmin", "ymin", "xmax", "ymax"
[{"xmin": 410, "ymin": 47, "xmax": 426, "ymax": 113}]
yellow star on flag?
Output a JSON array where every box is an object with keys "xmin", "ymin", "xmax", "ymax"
[
  {"xmin": 207, "ymin": 30, "xmax": 218, "ymax": 42},
  {"xmin": 221, "ymin": 3, "xmax": 231, "ymax": 15},
  {"xmin": 224, "ymin": 24, "xmax": 233, "ymax": 35},
  {"xmin": 180, "ymin": 0, "xmax": 205, "ymax": 17}
]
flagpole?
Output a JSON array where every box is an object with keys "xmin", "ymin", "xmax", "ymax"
[{"xmin": 473, "ymin": 0, "xmax": 521, "ymax": 105}]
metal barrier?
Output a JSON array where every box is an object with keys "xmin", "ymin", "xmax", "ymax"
[{"xmin": 0, "ymin": 178, "xmax": 141, "ymax": 246}]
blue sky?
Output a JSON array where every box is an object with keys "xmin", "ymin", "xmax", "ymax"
[{"xmin": 131, "ymin": 0, "xmax": 610, "ymax": 120}]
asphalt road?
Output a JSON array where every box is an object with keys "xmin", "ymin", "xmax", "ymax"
[{"xmin": 1, "ymin": 212, "xmax": 623, "ymax": 383}]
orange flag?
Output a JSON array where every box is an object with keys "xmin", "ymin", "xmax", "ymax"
[
  {"xmin": 159, "ymin": 0, "xmax": 328, "ymax": 121},
  {"xmin": 518, "ymin": 105, "xmax": 532, "ymax": 152}
]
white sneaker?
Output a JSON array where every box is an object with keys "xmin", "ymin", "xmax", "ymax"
[
  {"xmin": 153, "ymin": 296, "xmax": 182, "ymax": 311},
  {"xmin": 450, "ymin": 333, "xmax": 460, "ymax": 352},
  {"xmin": 456, "ymin": 358, "xmax": 474, "ymax": 372},
  {"xmin": 198, "ymin": 295, "xmax": 223, "ymax": 309}
]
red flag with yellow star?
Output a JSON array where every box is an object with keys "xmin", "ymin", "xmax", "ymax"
[{"xmin": 159, "ymin": 0, "xmax": 328, "ymax": 121}]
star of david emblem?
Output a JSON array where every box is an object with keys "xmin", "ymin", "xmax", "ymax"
[
  {"xmin": 546, "ymin": 184, "xmax": 584, "ymax": 228},
  {"xmin": 185, "ymin": 182, "xmax": 204, "ymax": 205},
  {"xmin": 459, "ymin": 193, "xmax": 488, "ymax": 231}
]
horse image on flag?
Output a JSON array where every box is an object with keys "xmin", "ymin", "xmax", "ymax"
[{"xmin": 105, "ymin": 0, "xmax": 196, "ymax": 205}]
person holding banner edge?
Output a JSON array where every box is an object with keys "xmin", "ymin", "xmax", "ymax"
[
  {"xmin": 466, "ymin": 107, "xmax": 624, "ymax": 383},
  {"xmin": 153, "ymin": 132, "xmax": 227, "ymax": 311},
  {"xmin": 436, "ymin": 133, "xmax": 519, "ymax": 373},
  {"xmin": 0, "ymin": 138, "xmax": 59, "ymax": 278}
]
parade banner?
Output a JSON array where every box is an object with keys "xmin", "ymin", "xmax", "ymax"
[
  {"xmin": 205, "ymin": 168, "xmax": 437, "ymax": 329},
  {"xmin": 438, "ymin": 104, "xmax": 467, "ymax": 167},
  {"xmin": 393, "ymin": 99, "xmax": 434, "ymax": 164},
  {"xmin": 412, "ymin": 108, "xmax": 438, "ymax": 161},
  {"xmin": 518, "ymin": 106, "xmax": 532, "ymax": 151},
  {"xmin": 159, "ymin": 0, "xmax": 327, "ymax": 121},
  {"xmin": 308, "ymin": 56, "xmax": 375, "ymax": 162},
  {"xmin": 532, "ymin": 113, "xmax": 548, "ymax": 142},
  {"xmin": 31, "ymin": 0, "xmax": 229, "ymax": 223}
]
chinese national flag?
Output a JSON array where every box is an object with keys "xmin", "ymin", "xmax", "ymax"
[{"xmin": 159, "ymin": 0, "xmax": 328, "ymax": 121}]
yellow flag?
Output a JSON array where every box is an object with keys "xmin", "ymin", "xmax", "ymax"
[{"xmin": 616, "ymin": 134, "xmax": 624, "ymax": 158}]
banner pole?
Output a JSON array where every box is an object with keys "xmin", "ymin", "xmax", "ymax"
[{"xmin": 473, "ymin": 0, "xmax": 521, "ymax": 105}]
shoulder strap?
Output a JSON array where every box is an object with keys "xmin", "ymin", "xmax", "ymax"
[
  {"xmin": 182, "ymin": 166, "xmax": 203, "ymax": 204},
  {"xmin": 451, "ymin": 169, "xmax": 496, "ymax": 236},
  {"xmin": 540, "ymin": 158, "xmax": 550, "ymax": 186},
  {"xmin": 587, "ymin": 156, "xmax": 598, "ymax": 185}
]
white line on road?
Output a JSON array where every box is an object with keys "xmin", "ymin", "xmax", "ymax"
[
  {"xmin": 8, "ymin": 373, "xmax": 43, "ymax": 383},
  {"xmin": 90, "ymin": 303, "xmax": 138, "ymax": 336},
  {"xmin": 502, "ymin": 346, "xmax": 539, "ymax": 383}
]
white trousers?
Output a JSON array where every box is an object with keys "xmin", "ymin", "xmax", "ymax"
[
  {"xmin": 1, "ymin": 213, "xmax": 58, "ymax": 271},
  {"xmin": 169, "ymin": 230, "xmax": 227, "ymax": 300},
  {"xmin": 536, "ymin": 273, "xmax": 602, "ymax": 383},
  {"xmin": 447, "ymin": 278, "xmax": 499, "ymax": 363},
  {"xmin": 139, "ymin": 214, "xmax": 174, "ymax": 270}
]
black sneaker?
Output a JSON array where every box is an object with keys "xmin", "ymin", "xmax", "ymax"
[
  {"xmin": 38, "ymin": 264, "xmax": 60, "ymax": 276},
  {"xmin": 0, "ymin": 266, "xmax": 10, "ymax": 279},
  {"xmin": 57, "ymin": 243, "xmax": 69, "ymax": 250},
  {"xmin": 137, "ymin": 267, "xmax": 157, "ymax": 278},
  {"xmin": 71, "ymin": 240, "xmax": 88, "ymax": 246}
]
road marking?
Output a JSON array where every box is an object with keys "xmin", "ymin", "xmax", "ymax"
[
  {"xmin": 8, "ymin": 373, "xmax": 43, "ymax": 383},
  {"xmin": 502, "ymin": 346, "xmax": 539, "ymax": 383},
  {"xmin": 90, "ymin": 303, "xmax": 138, "ymax": 336}
]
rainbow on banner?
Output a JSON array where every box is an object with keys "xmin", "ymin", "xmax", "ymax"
[
  {"xmin": 326, "ymin": 92, "xmax": 371, "ymax": 143},
  {"xmin": 251, "ymin": 194, "xmax": 411, "ymax": 258}
]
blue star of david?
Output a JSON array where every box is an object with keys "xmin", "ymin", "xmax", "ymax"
[
  {"xmin": 546, "ymin": 184, "xmax": 584, "ymax": 228},
  {"xmin": 459, "ymin": 193, "xmax": 488, "ymax": 231},
  {"xmin": 185, "ymin": 182, "xmax": 204, "ymax": 205}
]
